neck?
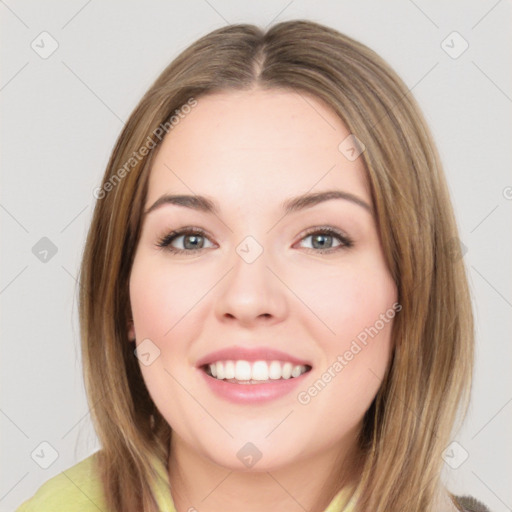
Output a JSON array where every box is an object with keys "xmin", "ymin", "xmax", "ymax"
[{"xmin": 167, "ymin": 428, "xmax": 362, "ymax": 512}]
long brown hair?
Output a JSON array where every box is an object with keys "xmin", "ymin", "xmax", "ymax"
[{"xmin": 78, "ymin": 20, "xmax": 474, "ymax": 511}]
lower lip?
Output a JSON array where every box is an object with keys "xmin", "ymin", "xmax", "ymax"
[{"xmin": 198, "ymin": 367, "xmax": 311, "ymax": 404}]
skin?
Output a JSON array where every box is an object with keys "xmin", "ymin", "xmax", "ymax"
[{"xmin": 128, "ymin": 88, "xmax": 398, "ymax": 512}]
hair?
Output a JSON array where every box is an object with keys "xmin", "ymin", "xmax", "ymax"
[{"xmin": 78, "ymin": 19, "xmax": 474, "ymax": 512}]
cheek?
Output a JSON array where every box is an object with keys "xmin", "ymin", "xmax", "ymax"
[
  {"xmin": 129, "ymin": 273, "xmax": 170, "ymax": 339},
  {"xmin": 321, "ymin": 264, "xmax": 396, "ymax": 392},
  {"xmin": 128, "ymin": 257, "xmax": 196, "ymax": 417},
  {"xmin": 128, "ymin": 254, "xmax": 216, "ymax": 384},
  {"xmin": 294, "ymin": 267, "xmax": 396, "ymax": 428},
  {"xmin": 297, "ymin": 256, "xmax": 397, "ymax": 346},
  {"xmin": 296, "ymin": 255, "xmax": 397, "ymax": 405},
  {"xmin": 129, "ymin": 254, "xmax": 203, "ymax": 340}
]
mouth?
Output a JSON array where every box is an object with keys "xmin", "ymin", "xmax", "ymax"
[
  {"xmin": 201, "ymin": 360, "xmax": 312, "ymax": 384},
  {"xmin": 196, "ymin": 347, "xmax": 314, "ymax": 403}
]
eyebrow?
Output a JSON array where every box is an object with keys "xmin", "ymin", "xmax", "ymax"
[{"xmin": 144, "ymin": 190, "xmax": 373, "ymax": 217}]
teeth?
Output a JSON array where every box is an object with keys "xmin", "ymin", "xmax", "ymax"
[
  {"xmin": 206, "ymin": 360, "xmax": 309, "ymax": 382},
  {"xmin": 235, "ymin": 360, "xmax": 252, "ymax": 380},
  {"xmin": 268, "ymin": 361, "xmax": 282, "ymax": 379},
  {"xmin": 291, "ymin": 365, "xmax": 303, "ymax": 378},
  {"xmin": 251, "ymin": 361, "xmax": 268, "ymax": 381},
  {"xmin": 216, "ymin": 362, "xmax": 225, "ymax": 380},
  {"xmin": 282, "ymin": 362, "xmax": 293, "ymax": 379},
  {"xmin": 224, "ymin": 360, "xmax": 235, "ymax": 379}
]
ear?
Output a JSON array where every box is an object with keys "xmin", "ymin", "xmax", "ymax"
[{"xmin": 127, "ymin": 320, "xmax": 136, "ymax": 342}]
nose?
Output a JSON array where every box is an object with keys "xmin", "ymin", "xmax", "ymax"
[{"xmin": 213, "ymin": 245, "xmax": 288, "ymax": 327}]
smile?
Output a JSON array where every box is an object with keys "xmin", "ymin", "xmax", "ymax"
[
  {"xmin": 203, "ymin": 359, "xmax": 312, "ymax": 383},
  {"xmin": 198, "ymin": 361, "xmax": 312, "ymax": 404}
]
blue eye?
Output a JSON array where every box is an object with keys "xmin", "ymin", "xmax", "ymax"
[
  {"xmin": 155, "ymin": 226, "xmax": 353, "ymax": 255},
  {"xmin": 156, "ymin": 227, "xmax": 214, "ymax": 255},
  {"xmin": 296, "ymin": 227, "xmax": 353, "ymax": 253}
]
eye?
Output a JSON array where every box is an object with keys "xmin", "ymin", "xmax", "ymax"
[
  {"xmin": 295, "ymin": 226, "xmax": 354, "ymax": 253},
  {"xmin": 155, "ymin": 225, "xmax": 354, "ymax": 256},
  {"xmin": 155, "ymin": 227, "xmax": 215, "ymax": 255}
]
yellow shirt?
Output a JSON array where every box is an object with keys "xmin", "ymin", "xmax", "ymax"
[{"xmin": 16, "ymin": 451, "xmax": 357, "ymax": 512}]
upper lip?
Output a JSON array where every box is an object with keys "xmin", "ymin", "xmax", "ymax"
[{"xmin": 196, "ymin": 346, "xmax": 313, "ymax": 368}]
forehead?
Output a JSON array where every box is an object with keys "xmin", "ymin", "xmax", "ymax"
[{"xmin": 145, "ymin": 88, "xmax": 370, "ymax": 211}]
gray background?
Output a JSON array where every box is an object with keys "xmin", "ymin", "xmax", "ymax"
[{"xmin": 1, "ymin": 1, "xmax": 511, "ymax": 511}]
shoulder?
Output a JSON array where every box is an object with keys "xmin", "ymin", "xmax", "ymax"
[
  {"xmin": 452, "ymin": 494, "xmax": 492, "ymax": 512},
  {"xmin": 15, "ymin": 451, "xmax": 108, "ymax": 512}
]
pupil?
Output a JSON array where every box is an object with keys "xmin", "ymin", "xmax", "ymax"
[
  {"xmin": 184, "ymin": 235, "xmax": 203, "ymax": 249},
  {"xmin": 313, "ymin": 234, "xmax": 331, "ymax": 249}
]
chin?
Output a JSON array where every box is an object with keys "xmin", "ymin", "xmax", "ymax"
[{"xmin": 196, "ymin": 434, "xmax": 309, "ymax": 473}]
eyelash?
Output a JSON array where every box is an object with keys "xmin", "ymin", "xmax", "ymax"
[{"xmin": 155, "ymin": 226, "xmax": 354, "ymax": 255}]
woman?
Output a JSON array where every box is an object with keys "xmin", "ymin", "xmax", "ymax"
[{"xmin": 16, "ymin": 20, "xmax": 491, "ymax": 512}]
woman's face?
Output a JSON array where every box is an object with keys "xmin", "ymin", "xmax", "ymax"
[{"xmin": 129, "ymin": 88, "xmax": 398, "ymax": 471}]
